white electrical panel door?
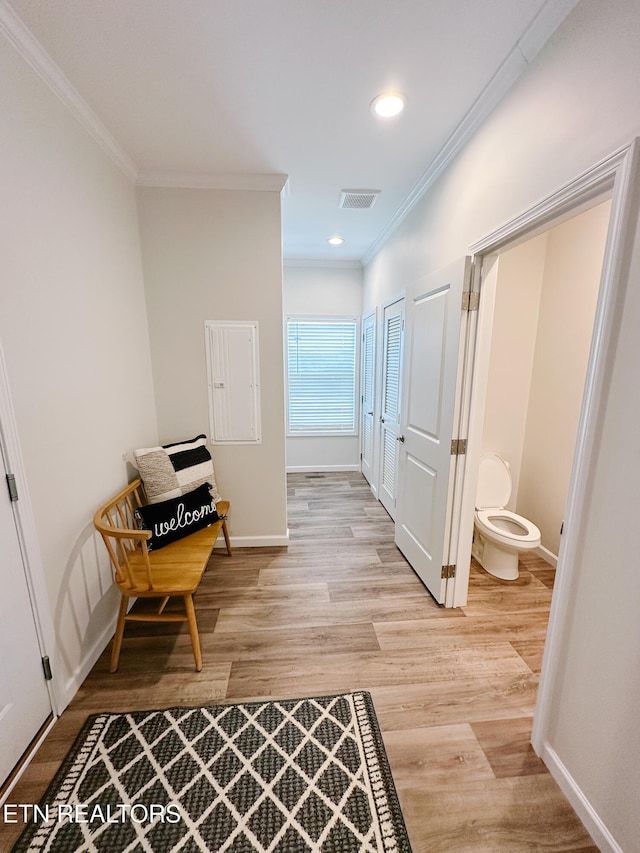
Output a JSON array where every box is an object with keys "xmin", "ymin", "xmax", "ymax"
[{"xmin": 206, "ymin": 321, "xmax": 261, "ymax": 444}]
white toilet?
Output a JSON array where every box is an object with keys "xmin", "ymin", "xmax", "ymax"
[{"xmin": 472, "ymin": 452, "xmax": 541, "ymax": 580}]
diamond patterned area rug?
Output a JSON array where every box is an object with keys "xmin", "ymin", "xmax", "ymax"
[{"xmin": 13, "ymin": 691, "xmax": 411, "ymax": 852}]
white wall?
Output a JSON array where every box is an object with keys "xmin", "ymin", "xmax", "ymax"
[
  {"xmin": 363, "ymin": 0, "xmax": 640, "ymax": 847},
  {"xmin": 283, "ymin": 264, "xmax": 363, "ymax": 471},
  {"xmin": 0, "ymin": 37, "xmax": 157, "ymax": 705},
  {"xmin": 137, "ymin": 187, "xmax": 288, "ymax": 545},
  {"xmin": 518, "ymin": 201, "xmax": 610, "ymax": 555}
]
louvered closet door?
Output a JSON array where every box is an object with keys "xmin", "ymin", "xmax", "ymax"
[
  {"xmin": 378, "ymin": 298, "xmax": 404, "ymax": 519},
  {"xmin": 360, "ymin": 313, "xmax": 376, "ymax": 486}
]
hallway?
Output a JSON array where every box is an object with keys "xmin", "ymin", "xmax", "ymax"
[{"xmin": 1, "ymin": 472, "xmax": 596, "ymax": 851}]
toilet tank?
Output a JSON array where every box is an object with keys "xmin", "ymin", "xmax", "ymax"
[{"xmin": 476, "ymin": 453, "xmax": 512, "ymax": 509}]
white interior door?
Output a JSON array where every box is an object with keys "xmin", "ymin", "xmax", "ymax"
[
  {"xmin": 378, "ymin": 298, "xmax": 404, "ymax": 519},
  {"xmin": 360, "ymin": 312, "xmax": 376, "ymax": 486},
  {"xmin": 0, "ymin": 453, "xmax": 52, "ymax": 784},
  {"xmin": 395, "ymin": 258, "xmax": 469, "ymax": 602}
]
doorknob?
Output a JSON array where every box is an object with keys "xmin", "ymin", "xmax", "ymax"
[
  {"xmin": 380, "ymin": 416, "xmax": 385, "ymax": 423},
  {"xmin": 397, "ymin": 435, "xmax": 405, "ymax": 443}
]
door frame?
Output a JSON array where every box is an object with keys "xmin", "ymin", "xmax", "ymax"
[
  {"xmin": 395, "ymin": 258, "xmax": 472, "ymax": 604},
  {"xmin": 376, "ymin": 294, "xmax": 405, "ymax": 519},
  {"xmin": 0, "ymin": 340, "xmax": 62, "ymax": 723},
  {"xmin": 445, "ymin": 140, "xmax": 639, "ymax": 752},
  {"xmin": 360, "ymin": 308, "xmax": 377, "ymax": 491}
]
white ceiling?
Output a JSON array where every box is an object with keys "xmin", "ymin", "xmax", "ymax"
[{"xmin": 5, "ymin": 0, "xmax": 574, "ymax": 262}]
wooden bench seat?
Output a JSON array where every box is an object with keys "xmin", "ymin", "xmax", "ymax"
[{"xmin": 93, "ymin": 478, "xmax": 231, "ymax": 673}]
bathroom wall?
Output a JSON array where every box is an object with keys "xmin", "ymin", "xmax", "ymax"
[
  {"xmin": 517, "ymin": 200, "xmax": 611, "ymax": 554},
  {"xmin": 483, "ymin": 201, "xmax": 610, "ymax": 556},
  {"xmin": 481, "ymin": 233, "xmax": 548, "ymax": 507}
]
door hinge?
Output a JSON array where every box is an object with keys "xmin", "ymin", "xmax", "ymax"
[
  {"xmin": 441, "ymin": 564, "xmax": 456, "ymax": 579},
  {"xmin": 41, "ymin": 656, "xmax": 53, "ymax": 681},
  {"xmin": 450, "ymin": 438, "xmax": 467, "ymax": 456},
  {"xmin": 461, "ymin": 290, "xmax": 479, "ymax": 311},
  {"xmin": 6, "ymin": 473, "xmax": 18, "ymax": 501}
]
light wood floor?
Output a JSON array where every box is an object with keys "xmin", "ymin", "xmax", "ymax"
[{"xmin": 1, "ymin": 472, "xmax": 597, "ymax": 851}]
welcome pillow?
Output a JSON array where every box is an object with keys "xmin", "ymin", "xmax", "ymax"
[
  {"xmin": 134, "ymin": 483, "xmax": 220, "ymax": 551},
  {"xmin": 133, "ymin": 434, "xmax": 221, "ymax": 504}
]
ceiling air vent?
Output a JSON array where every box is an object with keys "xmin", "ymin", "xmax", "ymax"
[{"xmin": 339, "ymin": 189, "xmax": 380, "ymax": 210}]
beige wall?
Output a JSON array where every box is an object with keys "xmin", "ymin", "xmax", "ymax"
[
  {"xmin": 283, "ymin": 264, "xmax": 363, "ymax": 471},
  {"xmin": 481, "ymin": 233, "xmax": 547, "ymax": 507},
  {"xmin": 137, "ymin": 187, "xmax": 287, "ymax": 543},
  {"xmin": 483, "ymin": 202, "xmax": 610, "ymax": 556},
  {"xmin": 364, "ymin": 0, "xmax": 640, "ymax": 845},
  {"xmin": 0, "ymin": 37, "xmax": 157, "ymax": 703},
  {"xmin": 517, "ymin": 202, "xmax": 610, "ymax": 554}
]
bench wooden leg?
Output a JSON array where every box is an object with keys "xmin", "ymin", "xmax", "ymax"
[
  {"xmin": 184, "ymin": 594, "xmax": 202, "ymax": 672},
  {"xmin": 110, "ymin": 595, "xmax": 128, "ymax": 673},
  {"xmin": 222, "ymin": 518, "xmax": 232, "ymax": 556}
]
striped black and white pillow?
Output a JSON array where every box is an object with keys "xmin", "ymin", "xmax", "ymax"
[{"xmin": 133, "ymin": 434, "xmax": 221, "ymax": 504}]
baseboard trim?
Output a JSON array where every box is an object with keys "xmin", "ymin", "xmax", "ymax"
[
  {"xmin": 535, "ymin": 544, "xmax": 558, "ymax": 567},
  {"xmin": 215, "ymin": 532, "xmax": 290, "ymax": 548},
  {"xmin": 62, "ymin": 615, "xmax": 118, "ymax": 708},
  {"xmin": 539, "ymin": 743, "xmax": 621, "ymax": 852},
  {"xmin": 286, "ymin": 465, "xmax": 361, "ymax": 473}
]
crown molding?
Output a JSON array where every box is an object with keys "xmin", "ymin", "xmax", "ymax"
[
  {"xmin": 0, "ymin": 1, "xmax": 138, "ymax": 182},
  {"xmin": 361, "ymin": 0, "xmax": 580, "ymax": 267},
  {"xmin": 517, "ymin": 0, "xmax": 580, "ymax": 62},
  {"xmin": 136, "ymin": 170, "xmax": 289, "ymax": 192},
  {"xmin": 283, "ymin": 258, "xmax": 363, "ymax": 270},
  {"xmin": 0, "ymin": 2, "xmax": 289, "ymax": 195}
]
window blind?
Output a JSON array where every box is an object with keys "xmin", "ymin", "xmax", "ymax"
[{"xmin": 287, "ymin": 318, "xmax": 357, "ymax": 433}]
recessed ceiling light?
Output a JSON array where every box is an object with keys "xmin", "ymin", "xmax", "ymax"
[
  {"xmin": 370, "ymin": 92, "xmax": 406, "ymax": 118},
  {"xmin": 328, "ymin": 236, "xmax": 344, "ymax": 246}
]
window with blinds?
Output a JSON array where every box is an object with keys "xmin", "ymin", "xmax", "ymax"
[{"xmin": 286, "ymin": 318, "xmax": 358, "ymax": 434}]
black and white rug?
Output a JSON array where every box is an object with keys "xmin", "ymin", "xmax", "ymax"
[{"xmin": 13, "ymin": 691, "xmax": 411, "ymax": 852}]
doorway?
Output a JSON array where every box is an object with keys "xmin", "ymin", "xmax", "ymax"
[
  {"xmin": 0, "ymin": 342, "xmax": 57, "ymax": 793},
  {"xmin": 377, "ymin": 297, "xmax": 404, "ymax": 520},
  {"xmin": 472, "ymin": 200, "xmax": 611, "ymax": 579},
  {"xmin": 0, "ymin": 442, "xmax": 53, "ymax": 788}
]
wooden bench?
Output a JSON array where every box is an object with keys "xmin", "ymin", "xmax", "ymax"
[{"xmin": 93, "ymin": 478, "xmax": 231, "ymax": 673}]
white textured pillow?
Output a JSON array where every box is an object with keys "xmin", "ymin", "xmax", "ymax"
[{"xmin": 133, "ymin": 434, "xmax": 221, "ymax": 504}]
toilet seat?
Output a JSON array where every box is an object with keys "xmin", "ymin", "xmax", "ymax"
[
  {"xmin": 474, "ymin": 453, "xmax": 541, "ymax": 550},
  {"xmin": 475, "ymin": 508, "xmax": 541, "ymax": 549},
  {"xmin": 473, "ymin": 453, "xmax": 541, "ymax": 579}
]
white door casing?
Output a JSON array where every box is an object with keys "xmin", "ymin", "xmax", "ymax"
[
  {"xmin": 0, "ymin": 447, "xmax": 52, "ymax": 784},
  {"xmin": 360, "ymin": 311, "xmax": 376, "ymax": 486},
  {"xmin": 378, "ymin": 298, "xmax": 404, "ymax": 520},
  {"xmin": 0, "ymin": 338, "xmax": 60, "ymax": 793},
  {"xmin": 395, "ymin": 258, "xmax": 470, "ymax": 603}
]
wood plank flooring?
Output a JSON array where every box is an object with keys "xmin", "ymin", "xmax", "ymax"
[{"xmin": 0, "ymin": 472, "xmax": 597, "ymax": 851}]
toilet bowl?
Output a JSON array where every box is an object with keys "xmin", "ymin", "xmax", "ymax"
[{"xmin": 471, "ymin": 453, "xmax": 541, "ymax": 580}]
